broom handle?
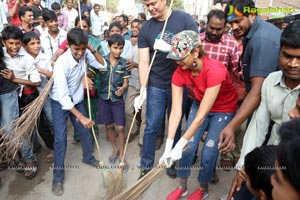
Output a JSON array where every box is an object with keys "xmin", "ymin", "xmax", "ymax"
[
  {"xmin": 78, "ymin": 0, "xmax": 104, "ymax": 164},
  {"xmin": 121, "ymin": 0, "xmax": 175, "ymax": 164}
]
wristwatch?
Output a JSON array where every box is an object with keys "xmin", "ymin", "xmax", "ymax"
[{"xmin": 91, "ymin": 49, "xmax": 96, "ymax": 54}]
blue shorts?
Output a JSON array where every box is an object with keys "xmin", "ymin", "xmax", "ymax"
[{"xmin": 97, "ymin": 98, "xmax": 125, "ymax": 126}]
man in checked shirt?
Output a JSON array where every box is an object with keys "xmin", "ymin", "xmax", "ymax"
[{"xmin": 199, "ymin": 9, "xmax": 246, "ymax": 182}]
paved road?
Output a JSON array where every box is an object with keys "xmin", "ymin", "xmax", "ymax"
[{"xmin": 0, "ymin": 124, "xmax": 235, "ymax": 200}]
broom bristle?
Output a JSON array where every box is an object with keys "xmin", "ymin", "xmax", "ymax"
[
  {"xmin": 105, "ymin": 169, "xmax": 124, "ymax": 199},
  {"xmin": 0, "ymin": 77, "xmax": 54, "ymax": 161},
  {"xmin": 102, "ymin": 168, "xmax": 113, "ymax": 187},
  {"xmin": 111, "ymin": 167, "xmax": 164, "ymax": 200}
]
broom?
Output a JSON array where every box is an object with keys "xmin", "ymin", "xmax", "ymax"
[
  {"xmin": 77, "ymin": 2, "xmax": 113, "ymax": 187},
  {"xmin": 107, "ymin": 0, "xmax": 175, "ymax": 198},
  {"xmin": 0, "ymin": 76, "xmax": 54, "ymax": 162}
]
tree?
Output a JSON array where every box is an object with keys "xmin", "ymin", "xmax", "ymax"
[
  {"xmin": 106, "ymin": 0, "xmax": 119, "ymax": 14},
  {"xmin": 169, "ymin": 0, "xmax": 184, "ymax": 10}
]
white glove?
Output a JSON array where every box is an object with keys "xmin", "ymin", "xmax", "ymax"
[
  {"xmin": 134, "ymin": 87, "xmax": 147, "ymax": 113},
  {"xmin": 159, "ymin": 139, "xmax": 174, "ymax": 167},
  {"xmin": 167, "ymin": 138, "xmax": 189, "ymax": 167},
  {"xmin": 153, "ymin": 39, "xmax": 171, "ymax": 52}
]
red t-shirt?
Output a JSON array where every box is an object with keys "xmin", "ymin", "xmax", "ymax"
[
  {"xmin": 172, "ymin": 56, "xmax": 238, "ymax": 113},
  {"xmin": 7, "ymin": 1, "xmax": 21, "ymax": 26}
]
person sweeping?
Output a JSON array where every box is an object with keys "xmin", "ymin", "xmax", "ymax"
[{"xmin": 159, "ymin": 30, "xmax": 238, "ymax": 200}]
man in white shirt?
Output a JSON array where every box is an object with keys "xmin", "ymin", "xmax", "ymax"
[
  {"xmin": 90, "ymin": 3, "xmax": 102, "ymax": 38},
  {"xmin": 63, "ymin": 0, "xmax": 78, "ymax": 31}
]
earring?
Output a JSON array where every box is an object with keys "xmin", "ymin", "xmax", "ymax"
[{"xmin": 193, "ymin": 58, "xmax": 198, "ymax": 68}]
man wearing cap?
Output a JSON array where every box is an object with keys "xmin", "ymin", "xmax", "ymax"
[
  {"xmin": 159, "ymin": 30, "xmax": 237, "ymax": 200},
  {"xmin": 134, "ymin": 0, "xmax": 198, "ymax": 178}
]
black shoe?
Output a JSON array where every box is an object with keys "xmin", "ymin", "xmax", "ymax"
[
  {"xmin": 138, "ymin": 169, "xmax": 150, "ymax": 180},
  {"xmin": 210, "ymin": 173, "xmax": 219, "ymax": 184},
  {"xmin": 166, "ymin": 164, "xmax": 177, "ymax": 179}
]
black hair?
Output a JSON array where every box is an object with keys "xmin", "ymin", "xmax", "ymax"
[
  {"xmin": 244, "ymin": 145, "xmax": 277, "ymax": 200},
  {"xmin": 108, "ymin": 21, "xmax": 122, "ymax": 32},
  {"xmin": 119, "ymin": 14, "xmax": 129, "ymax": 25},
  {"xmin": 138, "ymin": 12, "xmax": 146, "ymax": 21},
  {"xmin": 93, "ymin": 3, "xmax": 100, "ymax": 9},
  {"xmin": 67, "ymin": 28, "xmax": 88, "ymax": 46},
  {"xmin": 42, "ymin": 9, "xmax": 57, "ymax": 21},
  {"xmin": 207, "ymin": 9, "xmax": 227, "ymax": 25},
  {"xmin": 75, "ymin": 15, "xmax": 91, "ymax": 27},
  {"xmin": 22, "ymin": 32, "xmax": 40, "ymax": 45},
  {"xmin": 1, "ymin": 26, "xmax": 23, "ymax": 41},
  {"xmin": 277, "ymin": 118, "xmax": 300, "ymax": 192},
  {"xmin": 131, "ymin": 18, "xmax": 141, "ymax": 25},
  {"xmin": 225, "ymin": 0, "xmax": 256, "ymax": 17},
  {"xmin": 51, "ymin": 2, "xmax": 61, "ymax": 10},
  {"xmin": 18, "ymin": 6, "xmax": 33, "ymax": 20},
  {"xmin": 107, "ymin": 34, "xmax": 125, "ymax": 47},
  {"xmin": 280, "ymin": 21, "xmax": 300, "ymax": 49},
  {"xmin": 0, "ymin": 44, "xmax": 6, "ymax": 70}
]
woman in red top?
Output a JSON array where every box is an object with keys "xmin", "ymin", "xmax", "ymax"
[{"xmin": 159, "ymin": 30, "xmax": 238, "ymax": 200}]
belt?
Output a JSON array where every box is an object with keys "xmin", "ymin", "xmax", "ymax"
[{"xmin": 22, "ymin": 87, "xmax": 37, "ymax": 95}]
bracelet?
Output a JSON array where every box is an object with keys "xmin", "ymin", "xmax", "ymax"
[
  {"xmin": 91, "ymin": 50, "xmax": 96, "ymax": 54},
  {"xmin": 76, "ymin": 113, "xmax": 83, "ymax": 122}
]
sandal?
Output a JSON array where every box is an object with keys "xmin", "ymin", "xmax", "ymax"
[
  {"xmin": 120, "ymin": 161, "xmax": 129, "ymax": 173},
  {"xmin": 24, "ymin": 161, "xmax": 38, "ymax": 179},
  {"xmin": 108, "ymin": 153, "xmax": 119, "ymax": 164},
  {"xmin": 45, "ymin": 151, "xmax": 54, "ymax": 163},
  {"xmin": 52, "ymin": 182, "xmax": 64, "ymax": 196}
]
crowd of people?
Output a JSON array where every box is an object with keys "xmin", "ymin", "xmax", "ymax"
[{"xmin": 0, "ymin": 0, "xmax": 300, "ymax": 199}]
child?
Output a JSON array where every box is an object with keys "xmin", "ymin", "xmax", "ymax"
[
  {"xmin": 97, "ymin": 33, "xmax": 130, "ymax": 170},
  {"xmin": 23, "ymin": 31, "xmax": 54, "ymax": 163},
  {"xmin": 1, "ymin": 25, "xmax": 41, "ymax": 179},
  {"xmin": 50, "ymin": 28, "xmax": 106, "ymax": 196},
  {"xmin": 244, "ymin": 145, "xmax": 277, "ymax": 200}
]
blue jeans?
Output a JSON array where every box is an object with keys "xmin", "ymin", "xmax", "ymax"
[
  {"xmin": 0, "ymin": 90, "xmax": 35, "ymax": 162},
  {"xmin": 140, "ymin": 86, "xmax": 184, "ymax": 170},
  {"xmin": 51, "ymin": 99, "xmax": 96, "ymax": 184},
  {"xmin": 177, "ymin": 100, "xmax": 235, "ymax": 184}
]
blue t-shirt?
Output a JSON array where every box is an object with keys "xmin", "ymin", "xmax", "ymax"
[
  {"xmin": 138, "ymin": 10, "xmax": 198, "ymax": 88},
  {"xmin": 242, "ymin": 16, "xmax": 281, "ymax": 92}
]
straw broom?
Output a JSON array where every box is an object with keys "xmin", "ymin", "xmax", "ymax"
[
  {"xmin": 107, "ymin": 0, "xmax": 175, "ymax": 199},
  {"xmin": 76, "ymin": 2, "xmax": 113, "ymax": 187},
  {"xmin": 0, "ymin": 76, "xmax": 54, "ymax": 162}
]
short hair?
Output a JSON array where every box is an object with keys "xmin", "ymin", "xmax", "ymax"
[
  {"xmin": 225, "ymin": 0, "xmax": 256, "ymax": 17},
  {"xmin": 108, "ymin": 21, "xmax": 122, "ymax": 32},
  {"xmin": 107, "ymin": 34, "xmax": 125, "ymax": 47},
  {"xmin": 23, "ymin": 31, "xmax": 40, "ymax": 45},
  {"xmin": 18, "ymin": 6, "xmax": 33, "ymax": 20},
  {"xmin": 119, "ymin": 14, "xmax": 129, "ymax": 25},
  {"xmin": 277, "ymin": 118, "xmax": 300, "ymax": 192},
  {"xmin": 93, "ymin": 3, "xmax": 100, "ymax": 9},
  {"xmin": 43, "ymin": 9, "xmax": 57, "ymax": 21},
  {"xmin": 138, "ymin": 12, "xmax": 146, "ymax": 21},
  {"xmin": 0, "ymin": 45, "xmax": 6, "ymax": 70},
  {"xmin": 244, "ymin": 145, "xmax": 277, "ymax": 200},
  {"xmin": 1, "ymin": 26, "xmax": 23, "ymax": 41},
  {"xmin": 131, "ymin": 18, "xmax": 141, "ymax": 25},
  {"xmin": 207, "ymin": 9, "xmax": 227, "ymax": 25},
  {"xmin": 51, "ymin": 2, "xmax": 61, "ymax": 10},
  {"xmin": 67, "ymin": 28, "xmax": 88, "ymax": 46},
  {"xmin": 75, "ymin": 15, "xmax": 91, "ymax": 27},
  {"xmin": 280, "ymin": 21, "xmax": 300, "ymax": 49}
]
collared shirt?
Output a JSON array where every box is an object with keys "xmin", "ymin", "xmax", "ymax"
[
  {"xmin": 90, "ymin": 9, "xmax": 103, "ymax": 37},
  {"xmin": 98, "ymin": 54, "xmax": 130, "ymax": 102},
  {"xmin": 50, "ymin": 48, "xmax": 106, "ymax": 110},
  {"xmin": 199, "ymin": 32, "xmax": 241, "ymax": 72},
  {"xmin": 3, "ymin": 47, "xmax": 41, "ymax": 92},
  {"xmin": 128, "ymin": 42, "xmax": 140, "ymax": 89},
  {"xmin": 236, "ymin": 71, "xmax": 300, "ymax": 169},
  {"xmin": 19, "ymin": 25, "xmax": 41, "ymax": 36},
  {"xmin": 242, "ymin": 16, "xmax": 281, "ymax": 92},
  {"xmin": 40, "ymin": 28, "xmax": 67, "ymax": 57},
  {"xmin": 122, "ymin": 29, "xmax": 132, "ymax": 41},
  {"xmin": 57, "ymin": 11, "xmax": 68, "ymax": 31},
  {"xmin": 63, "ymin": 7, "xmax": 78, "ymax": 32},
  {"xmin": 29, "ymin": 51, "xmax": 52, "ymax": 90}
]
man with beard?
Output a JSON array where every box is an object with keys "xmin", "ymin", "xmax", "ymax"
[
  {"xmin": 227, "ymin": 20, "xmax": 300, "ymax": 200},
  {"xmin": 199, "ymin": 9, "xmax": 242, "ymax": 182},
  {"xmin": 40, "ymin": 9, "xmax": 67, "ymax": 57}
]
